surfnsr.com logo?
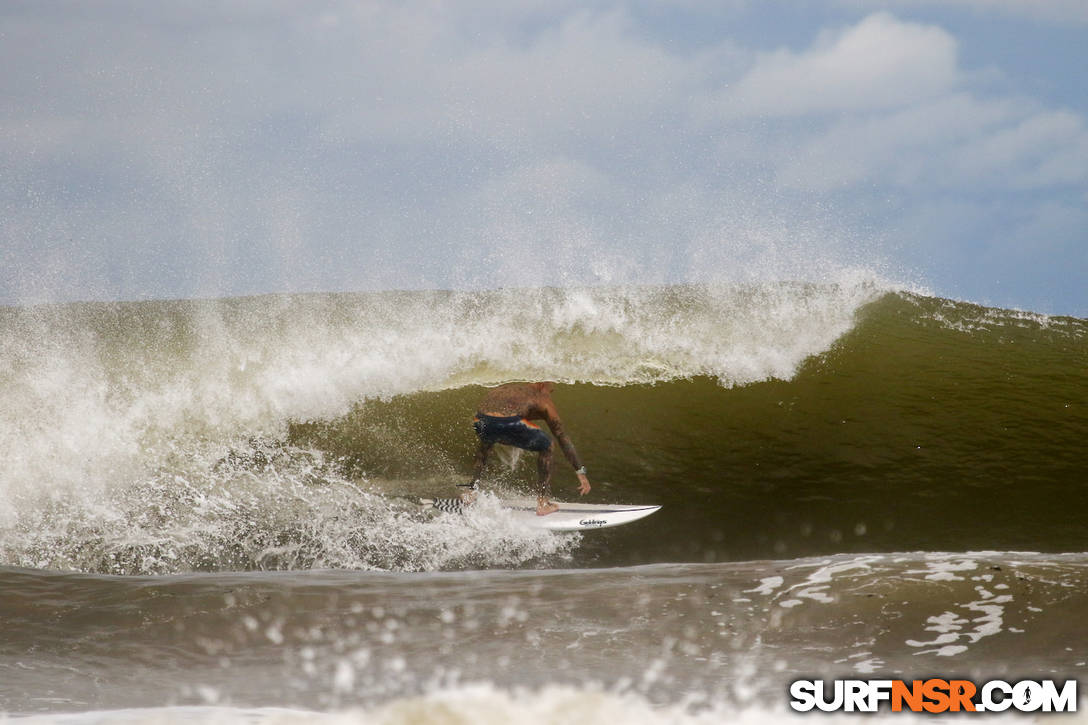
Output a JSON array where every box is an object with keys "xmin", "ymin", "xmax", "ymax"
[{"xmin": 789, "ymin": 679, "xmax": 1077, "ymax": 713}]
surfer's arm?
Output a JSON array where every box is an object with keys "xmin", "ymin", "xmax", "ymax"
[
  {"xmin": 543, "ymin": 408, "xmax": 590, "ymax": 495},
  {"xmin": 544, "ymin": 412, "xmax": 583, "ymax": 471}
]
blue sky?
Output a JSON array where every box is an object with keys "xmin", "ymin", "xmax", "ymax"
[{"xmin": 2, "ymin": 0, "xmax": 1086, "ymax": 315}]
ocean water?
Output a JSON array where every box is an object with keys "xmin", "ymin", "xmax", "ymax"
[{"xmin": 1, "ymin": 281, "xmax": 1085, "ymax": 722}]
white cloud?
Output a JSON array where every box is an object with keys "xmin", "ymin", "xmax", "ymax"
[
  {"xmin": 702, "ymin": 13, "xmax": 1088, "ymax": 195},
  {"xmin": 837, "ymin": 0, "xmax": 1088, "ymax": 25},
  {"xmin": 317, "ymin": 8, "xmax": 707, "ymax": 157},
  {"xmin": 952, "ymin": 111, "xmax": 1088, "ymax": 187},
  {"xmin": 773, "ymin": 93, "xmax": 1016, "ymax": 190},
  {"xmin": 715, "ymin": 13, "xmax": 960, "ymax": 118},
  {"xmin": 776, "ymin": 97, "xmax": 1088, "ymax": 194}
]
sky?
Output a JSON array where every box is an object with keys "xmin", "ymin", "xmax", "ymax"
[{"xmin": 2, "ymin": 0, "xmax": 1086, "ymax": 315}]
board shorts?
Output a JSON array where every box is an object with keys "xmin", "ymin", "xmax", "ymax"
[{"xmin": 473, "ymin": 414, "xmax": 552, "ymax": 452}]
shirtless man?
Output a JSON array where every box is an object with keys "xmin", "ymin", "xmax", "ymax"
[{"xmin": 466, "ymin": 382, "xmax": 590, "ymax": 515}]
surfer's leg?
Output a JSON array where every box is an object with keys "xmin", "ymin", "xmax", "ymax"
[
  {"xmin": 471, "ymin": 440, "xmax": 493, "ymax": 480},
  {"xmin": 536, "ymin": 448, "xmax": 558, "ymax": 515},
  {"xmin": 465, "ymin": 440, "xmax": 493, "ymax": 502},
  {"xmin": 536, "ymin": 446, "xmax": 553, "ymax": 494}
]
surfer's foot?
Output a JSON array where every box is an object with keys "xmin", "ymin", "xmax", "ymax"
[
  {"xmin": 457, "ymin": 481, "xmax": 479, "ymax": 504},
  {"xmin": 536, "ymin": 498, "xmax": 559, "ymax": 516}
]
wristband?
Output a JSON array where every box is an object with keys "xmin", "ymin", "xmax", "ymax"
[{"xmin": 575, "ymin": 466, "xmax": 587, "ymax": 475}]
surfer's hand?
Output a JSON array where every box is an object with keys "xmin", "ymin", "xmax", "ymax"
[{"xmin": 577, "ymin": 473, "xmax": 590, "ymax": 496}]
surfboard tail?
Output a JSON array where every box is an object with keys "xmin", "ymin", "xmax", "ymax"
[{"xmin": 420, "ymin": 497, "xmax": 464, "ymax": 514}]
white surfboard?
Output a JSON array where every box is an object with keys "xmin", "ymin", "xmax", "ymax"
[
  {"xmin": 421, "ymin": 496, "xmax": 661, "ymax": 532},
  {"xmin": 500, "ymin": 498, "xmax": 662, "ymax": 531}
]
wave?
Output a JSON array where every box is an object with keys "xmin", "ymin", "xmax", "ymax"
[{"xmin": 0, "ymin": 280, "xmax": 1084, "ymax": 574}]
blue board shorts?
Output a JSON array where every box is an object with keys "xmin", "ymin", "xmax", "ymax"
[{"xmin": 473, "ymin": 414, "xmax": 552, "ymax": 452}]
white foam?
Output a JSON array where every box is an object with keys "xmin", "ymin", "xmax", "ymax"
[
  {"xmin": 746, "ymin": 576, "xmax": 784, "ymax": 595},
  {"xmin": 0, "ymin": 441, "xmax": 577, "ymax": 574},
  {"xmin": 904, "ymin": 572, "xmax": 1015, "ymax": 657},
  {"xmin": 905, "ymin": 556, "xmax": 978, "ymax": 582},
  {"xmin": 753, "ymin": 555, "xmax": 882, "ymax": 608}
]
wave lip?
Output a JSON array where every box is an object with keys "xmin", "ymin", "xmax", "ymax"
[{"xmin": 442, "ymin": 280, "xmax": 894, "ymax": 388}]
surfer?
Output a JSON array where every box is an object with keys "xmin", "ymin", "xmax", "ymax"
[{"xmin": 466, "ymin": 382, "xmax": 590, "ymax": 516}]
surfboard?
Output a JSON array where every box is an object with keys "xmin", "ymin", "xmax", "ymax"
[
  {"xmin": 420, "ymin": 497, "xmax": 661, "ymax": 532},
  {"xmin": 501, "ymin": 498, "xmax": 662, "ymax": 531}
]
